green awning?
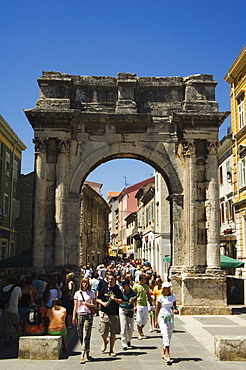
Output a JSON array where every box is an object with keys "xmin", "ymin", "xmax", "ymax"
[
  {"xmin": 163, "ymin": 254, "xmax": 244, "ymax": 268},
  {"xmin": 220, "ymin": 254, "xmax": 244, "ymax": 268},
  {"xmin": 0, "ymin": 249, "xmax": 32, "ymax": 268}
]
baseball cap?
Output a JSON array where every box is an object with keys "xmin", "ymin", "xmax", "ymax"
[{"xmin": 162, "ymin": 282, "xmax": 172, "ymax": 288}]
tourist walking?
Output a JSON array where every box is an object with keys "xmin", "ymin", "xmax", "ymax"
[
  {"xmin": 1, "ymin": 275, "xmax": 22, "ymax": 346},
  {"xmin": 18, "ymin": 276, "xmax": 37, "ymax": 335},
  {"xmin": 72, "ymin": 278, "xmax": 96, "ymax": 364},
  {"xmin": 47, "ymin": 298, "xmax": 67, "ymax": 351},
  {"xmin": 97, "ymin": 274, "xmax": 123, "ymax": 357},
  {"xmin": 45, "ymin": 281, "xmax": 58, "ymax": 308},
  {"xmin": 154, "ymin": 282, "xmax": 178, "ymax": 365},
  {"xmin": 64, "ymin": 272, "xmax": 75, "ymax": 328},
  {"xmin": 119, "ymin": 278, "xmax": 136, "ymax": 350},
  {"xmin": 133, "ymin": 274, "xmax": 153, "ymax": 340}
]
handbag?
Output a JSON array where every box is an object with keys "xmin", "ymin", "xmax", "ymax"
[
  {"xmin": 126, "ymin": 309, "xmax": 134, "ymax": 318},
  {"xmin": 80, "ymin": 291, "xmax": 97, "ymax": 315}
]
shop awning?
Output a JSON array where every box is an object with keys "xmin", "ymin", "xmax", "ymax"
[
  {"xmin": 163, "ymin": 254, "xmax": 244, "ymax": 268},
  {"xmin": 0, "ymin": 249, "xmax": 32, "ymax": 268}
]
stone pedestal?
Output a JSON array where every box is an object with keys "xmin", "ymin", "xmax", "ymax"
[
  {"xmin": 19, "ymin": 336, "xmax": 62, "ymax": 360},
  {"xmin": 214, "ymin": 335, "xmax": 246, "ymax": 361},
  {"xmin": 171, "ymin": 272, "xmax": 231, "ymax": 315}
]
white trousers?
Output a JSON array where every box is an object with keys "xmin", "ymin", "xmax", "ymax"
[
  {"xmin": 119, "ymin": 307, "xmax": 134, "ymax": 347},
  {"xmin": 136, "ymin": 305, "xmax": 148, "ymax": 327},
  {"xmin": 158, "ymin": 318, "xmax": 173, "ymax": 348}
]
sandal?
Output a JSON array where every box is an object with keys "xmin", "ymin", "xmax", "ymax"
[
  {"xmin": 80, "ymin": 357, "xmax": 86, "ymax": 364},
  {"xmin": 101, "ymin": 340, "xmax": 108, "ymax": 352}
]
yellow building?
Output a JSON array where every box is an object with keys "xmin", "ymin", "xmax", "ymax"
[{"xmin": 225, "ymin": 45, "xmax": 246, "ymax": 302}]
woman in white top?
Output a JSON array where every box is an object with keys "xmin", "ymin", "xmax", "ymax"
[
  {"xmin": 72, "ymin": 278, "xmax": 96, "ymax": 364},
  {"xmin": 154, "ymin": 282, "xmax": 178, "ymax": 364}
]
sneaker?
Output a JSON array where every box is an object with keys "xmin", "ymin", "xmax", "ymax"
[
  {"xmin": 122, "ymin": 347, "xmax": 127, "ymax": 351},
  {"xmin": 109, "ymin": 352, "xmax": 116, "ymax": 357}
]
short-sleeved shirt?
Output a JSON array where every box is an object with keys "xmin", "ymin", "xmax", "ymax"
[
  {"xmin": 3, "ymin": 284, "xmax": 22, "ymax": 313},
  {"xmin": 98, "ymin": 284, "xmax": 123, "ymax": 315},
  {"xmin": 32, "ymin": 280, "xmax": 43, "ymax": 298},
  {"xmin": 73, "ymin": 290, "xmax": 95, "ymax": 314},
  {"xmin": 153, "ymin": 285, "xmax": 163, "ymax": 302},
  {"xmin": 120, "ymin": 288, "xmax": 136, "ymax": 310},
  {"xmin": 133, "ymin": 283, "xmax": 150, "ymax": 306},
  {"xmin": 158, "ymin": 294, "xmax": 176, "ymax": 316}
]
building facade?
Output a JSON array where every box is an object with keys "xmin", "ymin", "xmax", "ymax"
[
  {"xmin": 225, "ymin": 45, "xmax": 246, "ymax": 303},
  {"xmin": 0, "ymin": 115, "xmax": 26, "ymax": 262},
  {"xmin": 80, "ymin": 181, "xmax": 111, "ymax": 270}
]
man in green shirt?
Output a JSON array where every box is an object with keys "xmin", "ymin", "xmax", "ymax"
[{"xmin": 133, "ymin": 274, "xmax": 153, "ymax": 340}]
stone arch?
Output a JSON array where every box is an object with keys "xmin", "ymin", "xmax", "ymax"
[
  {"xmin": 25, "ymin": 71, "xmax": 231, "ymax": 314},
  {"xmin": 69, "ymin": 141, "xmax": 182, "ymax": 196}
]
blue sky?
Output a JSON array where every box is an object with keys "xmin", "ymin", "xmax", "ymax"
[{"xmin": 1, "ymin": 0, "xmax": 245, "ymax": 197}]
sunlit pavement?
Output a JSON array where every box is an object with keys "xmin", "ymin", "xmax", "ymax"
[{"xmin": 1, "ymin": 307, "xmax": 246, "ymax": 369}]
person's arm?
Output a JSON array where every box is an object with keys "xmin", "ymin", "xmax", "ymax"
[
  {"xmin": 172, "ymin": 300, "xmax": 179, "ymax": 314},
  {"xmin": 72, "ymin": 299, "xmax": 78, "ymax": 326},
  {"xmin": 154, "ymin": 301, "xmax": 161, "ymax": 327},
  {"xmin": 110, "ymin": 295, "xmax": 123, "ymax": 305}
]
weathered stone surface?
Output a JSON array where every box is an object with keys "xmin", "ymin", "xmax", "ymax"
[
  {"xmin": 18, "ymin": 336, "xmax": 62, "ymax": 360},
  {"xmin": 214, "ymin": 335, "xmax": 246, "ymax": 361},
  {"xmin": 25, "ymin": 72, "xmax": 231, "ymax": 314}
]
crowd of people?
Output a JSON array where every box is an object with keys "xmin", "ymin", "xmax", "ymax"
[{"xmin": 0, "ymin": 258, "xmax": 178, "ymax": 365}]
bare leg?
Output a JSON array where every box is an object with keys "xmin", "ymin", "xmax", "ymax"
[
  {"xmin": 137, "ymin": 324, "xmax": 144, "ymax": 339},
  {"xmin": 101, "ymin": 333, "xmax": 108, "ymax": 352},
  {"xmin": 109, "ymin": 333, "xmax": 116, "ymax": 353}
]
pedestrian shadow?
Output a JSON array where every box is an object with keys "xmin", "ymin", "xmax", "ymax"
[
  {"xmin": 172, "ymin": 357, "xmax": 203, "ymax": 364},
  {"xmin": 118, "ymin": 351, "xmax": 147, "ymax": 356},
  {"xmin": 84, "ymin": 356, "xmax": 121, "ymax": 362},
  {"xmin": 133, "ymin": 346, "xmax": 157, "ymax": 350},
  {"xmin": 173, "ymin": 330, "xmax": 186, "ymax": 333},
  {"xmin": 60, "ymin": 350, "xmax": 81, "ymax": 359}
]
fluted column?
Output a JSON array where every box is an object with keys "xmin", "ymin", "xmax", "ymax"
[
  {"xmin": 55, "ymin": 139, "xmax": 70, "ymax": 266},
  {"xmin": 33, "ymin": 138, "xmax": 48, "ymax": 268},
  {"xmin": 206, "ymin": 141, "xmax": 221, "ymax": 272},
  {"xmin": 182, "ymin": 140, "xmax": 198, "ymax": 270}
]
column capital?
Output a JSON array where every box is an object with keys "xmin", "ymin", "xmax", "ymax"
[
  {"xmin": 33, "ymin": 138, "xmax": 48, "ymax": 153},
  {"xmin": 180, "ymin": 140, "xmax": 196, "ymax": 156},
  {"xmin": 57, "ymin": 139, "xmax": 71, "ymax": 153},
  {"xmin": 207, "ymin": 140, "xmax": 218, "ymax": 154}
]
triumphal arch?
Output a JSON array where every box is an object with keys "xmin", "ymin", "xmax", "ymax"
[{"xmin": 25, "ymin": 71, "xmax": 230, "ymax": 314}]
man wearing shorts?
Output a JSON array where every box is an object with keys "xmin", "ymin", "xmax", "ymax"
[
  {"xmin": 133, "ymin": 274, "xmax": 153, "ymax": 340},
  {"xmin": 97, "ymin": 274, "xmax": 123, "ymax": 357},
  {"xmin": 2, "ymin": 275, "xmax": 22, "ymax": 346}
]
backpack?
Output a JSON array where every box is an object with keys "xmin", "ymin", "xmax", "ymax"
[
  {"xmin": 25, "ymin": 305, "xmax": 44, "ymax": 326},
  {"xmin": 0, "ymin": 285, "xmax": 16, "ymax": 309}
]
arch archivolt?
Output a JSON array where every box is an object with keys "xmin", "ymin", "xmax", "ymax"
[{"xmin": 69, "ymin": 140, "xmax": 182, "ymax": 195}]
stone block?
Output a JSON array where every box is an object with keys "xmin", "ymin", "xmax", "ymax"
[
  {"xmin": 214, "ymin": 335, "xmax": 246, "ymax": 361},
  {"xmin": 19, "ymin": 335, "xmax": 62, "ymax": 360}
]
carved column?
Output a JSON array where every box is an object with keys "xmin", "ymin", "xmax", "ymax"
[
  {"xmin": 55, "ymin": 139, "xmax": 70, "ymax": 267},
  {"xmin": 182, "ymin": 140, "xmax": 198, "ymax": 270},
  {"xmin": 206, "ymin": 141, "xmax": 221, "ymax": 272},
  {"xmin": 33, "ymin": 138, "xmax": 48, "ymax": 268}
]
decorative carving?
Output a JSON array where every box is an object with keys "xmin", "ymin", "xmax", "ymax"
[
  {"xmin": 181, "ymin": 140, "xmax": 196, "ymax": 156},
  {"xmin": 207, "ymin": 141, "xmax": 218, "ymax": 155},
  {"xmin": 33, "ymin": 138, "xmax": 47, "ymax": 153},
  {"xmin": 57, "ymin": 139, "xmax": 71, "ymax": 153}
]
